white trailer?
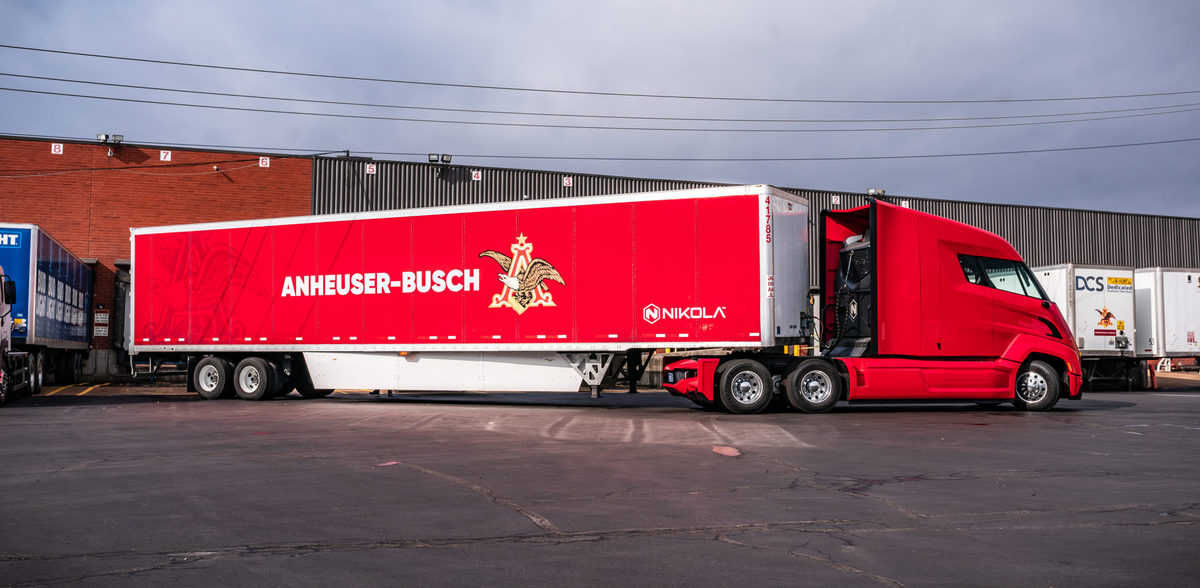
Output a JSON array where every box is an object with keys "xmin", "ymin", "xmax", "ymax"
[
  {"xmin": 1034, "ymin": 264, "xmax": 1139, "ymax": 387},
  {"xmin": 1134, "ymin": 267, "xmax": 1200, "ymax": 360}
]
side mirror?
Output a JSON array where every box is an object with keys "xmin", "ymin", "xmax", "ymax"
[{"xmin": 3, "ymin": 279, "xmax": 16, "ymax": 305}]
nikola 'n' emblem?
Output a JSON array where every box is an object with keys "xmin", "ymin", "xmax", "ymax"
[{"xmin": 479, "ymin": 233, "xmax": 565, "ymax": 315}]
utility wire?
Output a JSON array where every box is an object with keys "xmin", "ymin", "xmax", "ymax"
[
  {"xmin": 5, "ymin": 86, "xmax": 1200, "ymax": 133},
  {"xmin": 3, "ymin": 43, "xmax": 1198, "ymax": 104},
  {"xmin": 5, "ymin": 72, "xmax": 1200, "ymax": 123},
  {"xmin": 0, "ymin": 150, "xmax": 333, "ymax": 177},
  {"xmin": 3, "ymin": 131, "xmax": 1198, "ymax": 163},
  {"xmin": 379, "ymin": 136, "xmax": 1200, "ymax": 161}
]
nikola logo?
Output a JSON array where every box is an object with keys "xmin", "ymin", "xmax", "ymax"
[
  {"xmin": 641, "ymin": 303, "xmax": 727, "ymax": 324},
  {"xmin": 0, "ymin": 233, "xmax": 20, "ymax": 248}
]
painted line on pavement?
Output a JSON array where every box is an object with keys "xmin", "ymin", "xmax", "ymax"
[
  {"xmin": 76, "ymin": 383, "xmax": 109, "ymax": 396},
  {"xmin": 44, "ymin": 385, "xmax": 72, "ymax": 396}
]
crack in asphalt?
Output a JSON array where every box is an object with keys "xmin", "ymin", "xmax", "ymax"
[
  {"xmin": 5, "ymin": 509, "xmax": 1196, "ymax": 585},
  {"xmin": 399, "ymin": 462, "xmax": 562, "ymax": 534},
  {"xmin": 715, "ymin": 533, "xmax": 905, "ymax": 587}
]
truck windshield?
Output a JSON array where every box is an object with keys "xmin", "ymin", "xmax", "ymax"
[{"xmin": 960, "ymin": 255, "xmax": 1048, "ymax": 300}]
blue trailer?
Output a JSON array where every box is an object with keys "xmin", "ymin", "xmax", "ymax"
[{"xmin": 0, "ymin": 224, "xmax": 91, "ymax": 403}]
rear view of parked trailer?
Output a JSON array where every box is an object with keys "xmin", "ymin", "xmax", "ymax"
[
  {"xmin": 1135, "ymin": 267, "xmax": 1200, "ymax": 358},
  {"xmin": 0, "ymin": 224, "xmax": 92, "ymax": 403},
  {"xmin": 1034, "ymin": 264, "xmax": 1140, "ymax": 387}
]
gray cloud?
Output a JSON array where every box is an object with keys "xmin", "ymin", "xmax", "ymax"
[{"xmin": 1, "ymin": 0, "xmax": 1197, "ymax": 216}]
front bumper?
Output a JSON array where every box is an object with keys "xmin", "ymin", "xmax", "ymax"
[
  {"xmin": 663, "ymin": 357, "xmax": 720, "ymax": 404},
  {"xmin": 1066, "ymin": 371, "xmax": 1083, "ymax": 399}
]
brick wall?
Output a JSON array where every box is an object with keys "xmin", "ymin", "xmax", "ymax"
[{"xmin": 0, "ymin": 137, "xmax": 312, "ymax": 350}]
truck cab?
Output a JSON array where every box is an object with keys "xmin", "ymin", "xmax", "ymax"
[
  {"xmin": 0, "ymin": 270, "xmax": 24, "ymax": 403},
  {"xmin": 664, "ymin": 200, "xmax": 1083, "ymax": 413}
]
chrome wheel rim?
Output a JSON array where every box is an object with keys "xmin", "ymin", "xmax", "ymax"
[
  {"xmin": 198, "ymin": 364, "xmax": 221, "ymax": 393},
  {"xmin": 730, "ymin": 371, "xmax": 764, "ymax": 405},
  {"xmin": 800, "ymin": 371, "xmax": 833, "ymax": 404},
  {"xmin": 1017, "ymin": 371, "xmax": 1048, "ymax": 403},
  {"xmin": 239, "ymin": 366, "xmax": 261, "ymax": 395}
]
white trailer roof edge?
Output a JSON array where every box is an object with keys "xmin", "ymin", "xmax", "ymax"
[
  {"xmin": 1135, "ymin": 266, "xmax": 1200, "ymax": 273},
  {"xmin": 132, "ymin": 184, "xmax": 807, "ymax": 236},
  {"xmin": 1032, "ymin": 263, "xmax": 1136, "ymax": 272}
]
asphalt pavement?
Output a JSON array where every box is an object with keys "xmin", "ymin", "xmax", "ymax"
[{"xmin": 2, "ymin": 377, "xmax": 1199, "ymax": 586}]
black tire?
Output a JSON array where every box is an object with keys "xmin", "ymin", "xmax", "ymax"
[
  {"xmin": 293, "ymin": 358, "xmax": 333, "ymax": 399},
  {"xmin": 233, "ymin": 357, "xmax": 274, "ymax": 401},
  {"xmin": 785, "ymin": 359, "xmax": 841, "ymax": 413},
  {"xmin": 31, "ymin": 353, "xmax": 43, "ymax": 395},
  {"xmin": 297, "ymin": 387, "xmax": 333, "ymax": 399},
  {"xmin": 717, "ymin": 359, "xmax": 773, "ymax": 414},
  {"xmin": 54, "ymin": 353, "xmax": 82, "ymax": 386},
  {"xmin": 1013, "ymin": 360, "xmax": 1060, "ymax": 411},
  {"xmin": 72, "ymin": 353, "xmax": 83, "ymax": 384},
  {"xmin": 0, "ymin": 368, "xmax": 8, "ymax": 405},
  {"xmin": 193, "ymin": 356, "xmax": 233, "ymax": 400}
]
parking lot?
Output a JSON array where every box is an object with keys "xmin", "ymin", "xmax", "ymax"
[{"xmin": 2, "ymin": 374, "xmax": 1199, "ymax": 586}]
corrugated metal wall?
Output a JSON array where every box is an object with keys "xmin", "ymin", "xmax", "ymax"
[
  {"xmin": 313, "ymin": 157, "xmax": 1200, "ymax": 286},
  {"xmin": 313, "ymin": 158, "xmax": 715, "ymax": 213}
]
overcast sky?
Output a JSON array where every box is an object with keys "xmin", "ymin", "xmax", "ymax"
[{"xmin": 2, "ymin": 1, "xmax": 1198, "ymax": 216}]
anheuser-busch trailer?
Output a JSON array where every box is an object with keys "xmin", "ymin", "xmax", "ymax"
[{"xmin": 130, "ymin": 184, "xmax": 1083, "ymax": 413}]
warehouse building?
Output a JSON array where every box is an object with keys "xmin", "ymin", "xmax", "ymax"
[
  {"xmin": 312, "ymin": 156, "xmax": 1200, "ymax": 283},
  {"xmin": 1, "ymin": 134, "xmax": 1198, "ymax": 378},
  {"xmin": 0, "ymin": 135, "xmax": 312, "ymax": 377}
]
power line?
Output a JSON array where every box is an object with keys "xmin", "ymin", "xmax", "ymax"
[
  {"xmin": 5, "ymin": 86, "xmax": 1200, "ymax": 133},
  {"xmin": 3, "ymin": 43, "xmax": 1199, "ymax": 104},
  {"xmin": 0, "ymin": 151, "xmax": 331, "ymax": 178},
  {"xmin": 387, "ymin": 136, "xmax": 1200, "ymax": 161},
  {"xmin": 3, "ymin": 131, "xmax": 1197, "ymax": 163},
  {"xmin": 6, "ymin": 72, "xmax": 1200, "ymax": 123}
]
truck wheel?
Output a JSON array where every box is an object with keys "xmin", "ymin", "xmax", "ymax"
[
  {"xmin": 31, "ymin": 353, "xmax": 43, "ymax": 395},
  {"xmin": 193, "ymin": 356, "xmax": 233, "ymax": 400},
  {"xmin": 297, "ymin": 386, "xmax": 334, "ymax": 399},
  {"xmin": 785, "ymin": 360, "xmax": 841, "ymax": 413},
  {"xmin": 55, "ymin": 353, "xmax": 80, "ymax": 386},
  {"xmin": 72, "ymin": 353, "xmax": 83, "ymax": 383},
  {"xmin": 1013, "ymin": 360, "xmax": 1060, "ymax": 411},
  {"xmin": 717, "ymin": 359, "xmax": 772, "ymax": 414},
  {"xmin": 0, "ymin": 369, "xmax": 8, "ymax": 405},
  {"xmin": 233, "ymin": 357, "xmax": 273, "ymax": 401},
  {"xmin": 292, "ymin": 358, "xmax": 333, "ymax": 398}
]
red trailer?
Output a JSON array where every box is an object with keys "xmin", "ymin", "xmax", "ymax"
[
  {"xmin": 664, "ymin": 199, "xmax": 1083, "ymax": 412},
  {"xmin": 131, "ymin": 185, "xmax": 810, "ymax": 402}
]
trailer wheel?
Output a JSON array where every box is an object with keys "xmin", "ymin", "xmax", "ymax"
[
  {"xmin": 292, "ymin": 357, "xmax": 333, "ymax": 398},
  {"xmin": 233, "ymin": 357, "xmax": 273, "ymax": 401},
  {"xmin": 1013, "ymin": 360, "xmax": 1060, "ymax": 411},
  {"xmin": 31, "ymin": 353, "xmax": 43, "ymax": 395},
  {"xmin": 717, "ymin": 359, "xmax": 773, "ymax": 414},
  {"xmin": 785, "ymin": 360, "xmax": 841, "ymax": 413},
  {"xmin": 297, "ymin": 386, "xmax": 334, "ymax": 399},
  {"xmin": 193, "ymin": 356, "xmax": 233, "ymax": 400},
  {"xmin": 0, "ymin": 368, "xmax": 8, "ymax": 405}
]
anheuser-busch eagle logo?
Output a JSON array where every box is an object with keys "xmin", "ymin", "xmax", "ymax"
[
  {"xmin": 479, "ymin": 234, "xmax": 565, "ymax": 316},
  {"xmin": 641, "ymin": 303, "xmax": 727, "ymax": 324}
]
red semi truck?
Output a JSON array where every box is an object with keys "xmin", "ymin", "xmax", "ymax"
[{"xmin": 129, "ymin": 184, "xmax": 1081, "ymax": 412}]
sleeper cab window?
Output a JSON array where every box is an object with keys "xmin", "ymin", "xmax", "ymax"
[{"xmin": 957, "ymin": 254, "xmax": 985, "ymax": 285}]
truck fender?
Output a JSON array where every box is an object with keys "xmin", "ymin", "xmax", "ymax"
[{"xmin": 999, "ymin": 333, "xmax": 1083, "ymax": 398}]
